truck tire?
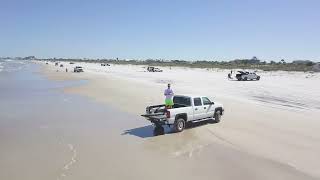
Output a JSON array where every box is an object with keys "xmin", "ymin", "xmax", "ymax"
[
  {"xmin": 257, "ymin": 76, "xmax": 260, "ymax": 80},
  {"xmin": 244, "ymin": 77, "xmax": 247, "ymax": 81},
  {"xmin": 214, "ymin": 111, "xmax": 221, "ymax": 123},
  {"xmin": 174, "ymin": 118, "xmax": 185, "ymax": 132}
]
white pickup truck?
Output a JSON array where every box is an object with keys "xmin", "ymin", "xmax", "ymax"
[{"xmin": 141, "ymin": 95, "xmax": 224, "ymax": 133}]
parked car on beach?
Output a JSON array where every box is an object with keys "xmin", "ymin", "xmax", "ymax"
[
  {"xmin": 236, "ymin": 71, "xmax": 260, "ymax": 81},
  {"xmin": 74, "ymin": 66, "xmax": 84, "ymax": 72},
  {"xmin": 147, "ymin": 66, "xmax": 163, "ymax": 72},
  {"xmin": 141, "ymin": 95, "xmax": 224, "ymax": 133},
  {"xmin": 101, "ymin": 63, "xmax": 110, "ymax": 66}
]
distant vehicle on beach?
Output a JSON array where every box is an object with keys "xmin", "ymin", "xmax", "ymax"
[
  {"xmin": 147, "ymin": 66, "xmax": 163, "ymax": 72},
  {"xmin": 236, "ymin": 71, "xmax": 260, "ymax": 81},
  {"xmin": 60, "ymin": 64, "xmax": 63, "ymax": 67},
  {"xmin": 101, "ymin": 63, "xmax": 110, "ymax": 66},
  {"xmin": 55, "ymin": 62, "xmax": 58, "ymax": 66},
  {"xmin": 69, "ymin": 62, "xmax": 75, "ymax": 64},
  {"xmin": 141, "ymin": 95, "xmax": 224, "ymax": 134},
  {"xmin": 74, "ymin": 66, "xmax": 84, "ymax": 72}
]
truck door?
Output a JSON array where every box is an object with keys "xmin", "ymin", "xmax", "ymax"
[
  {"xmin": 202, "ymin": 97, "xmax": 215, "ymax": 118},
  {"xmin": 193, "ymin": 97, "xmax": 204, "ymax": 120}
]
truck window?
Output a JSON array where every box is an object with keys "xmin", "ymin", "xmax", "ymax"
[
  {"xmin": 202, "ymin": 97, "xmax": 211, "ymax": 105},
  {"xmin": 193, "ymin": 98, "xmax": 202, "ymax": 106},
  {"xmin": 173, "ymin": 96, "xmax": 191, "ymax": 107}
]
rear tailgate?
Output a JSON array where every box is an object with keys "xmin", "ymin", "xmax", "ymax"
[
  {"xmin": 141, "ymin": 113, "xmax": 166, "ymax": 120},
  {"xmin": 141, "ymin": 111, "xmax": 168, "ymax": 125}
]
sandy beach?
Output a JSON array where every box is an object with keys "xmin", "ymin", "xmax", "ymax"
[
  {"xmin": 32, "ymin": 61, "xmax": 320, "ymax": 179},
  {"xmin": 1, "ymin": 60, "xmax": 320, "ymax": 180}
]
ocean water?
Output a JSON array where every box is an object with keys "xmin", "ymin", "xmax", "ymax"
[
  {"xmin": 0, "ymin": 60, "xmax": 141, "ymax": 180},
  {"xmin": 0, "ymin": 59, "xmax": 27, "ymax": 73},
  {"xmin": 0, "ymin": 62, "xmax": 3, "ymax": 72}
]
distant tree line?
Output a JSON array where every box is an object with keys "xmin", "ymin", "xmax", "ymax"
[{"xmin": 29, "ymin": 56, "xmax": 319, "ymax": 72}]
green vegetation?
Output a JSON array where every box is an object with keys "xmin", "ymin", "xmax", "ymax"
[{"xmin": 41, "ymin": 57, "xmax": 318, "ymax": 72}]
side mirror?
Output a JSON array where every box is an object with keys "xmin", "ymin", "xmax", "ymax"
[{"xmin": 210, "ymin": 102, "xmax": 215, "ymax": 105}]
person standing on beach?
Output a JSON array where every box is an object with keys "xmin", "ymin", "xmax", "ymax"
[{"xmin": 164, "ymin": 84, "xmax": 174, "ymax": 109}]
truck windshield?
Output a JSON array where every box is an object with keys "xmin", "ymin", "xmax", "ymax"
[
  {"xmin": 173, "ymin": 96, "xmax": 191, "ymax": 107},
  {"xmin": 202, "ymin": 97, "xmax": 211, "ymax": 105}
]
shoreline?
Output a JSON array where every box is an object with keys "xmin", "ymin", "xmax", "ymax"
[{"xmin": 35, "ymin": 60, "xmax": 320, "ymax": 179}]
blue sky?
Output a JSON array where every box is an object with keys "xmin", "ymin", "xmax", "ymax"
[{"xmin": 1, "ymin": 0, "xmax": 319, "ymax": 61}]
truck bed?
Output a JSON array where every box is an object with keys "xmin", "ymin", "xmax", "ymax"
[
  {"xmin": 144, "ymin": 104, "xmax": 188, "ymax": 114},
  {"xmin": 141, "ymin": 103, "xmax": 189, "ymax": 124}
]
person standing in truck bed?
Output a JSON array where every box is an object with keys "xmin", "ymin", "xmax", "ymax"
[{"xmin": 164, "ymin": 84, "xmax": 174, "ymax": 109}]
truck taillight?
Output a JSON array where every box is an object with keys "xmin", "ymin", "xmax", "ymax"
[{"xmin": 166, "ymin": 111, "xmax": 171, "ymax": 118}]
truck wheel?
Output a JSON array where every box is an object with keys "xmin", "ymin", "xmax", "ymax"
[
  {"xmin": 257, "ymin": 76, "xmax": 260, "ymax": 80},
  {"xmin": 174, "ymin": 118, "xmax": 185, "ymax": 132},
  {"xmin": 244, "ymin": 77, "xmax": 247, "ymax": 81},
  {"xmin": 214, "ymin": 111, "xmax": 221, "ymax": 123}
]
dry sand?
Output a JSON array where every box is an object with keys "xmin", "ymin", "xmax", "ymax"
[{"xmin": 36, "ymin": 61, "xmax": 320, "ymax": 179}]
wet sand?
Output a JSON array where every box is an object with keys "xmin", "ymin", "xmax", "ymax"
[{"xmin": 1, "ymin": 60, "xmax": 320, "ymax": 180}]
